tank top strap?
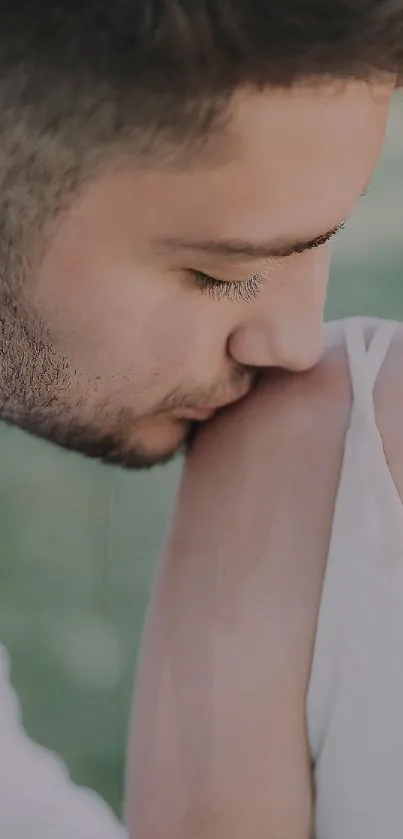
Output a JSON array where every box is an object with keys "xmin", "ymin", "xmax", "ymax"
[
  {"xmin": 344, "ymin": 318, "xmax": 398, "ymax": 428},
  {"xmin": 343, "ymin": 317, "xmax": 403, "ymax": 555}
]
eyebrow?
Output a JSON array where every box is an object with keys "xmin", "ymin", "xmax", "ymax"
[{"xmin": 154, "ymin": 221, "xmax": 346, "ymax": 262}]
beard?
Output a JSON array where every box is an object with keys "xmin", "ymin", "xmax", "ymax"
[
  {"xmin": 2, "ymin": 406, "xmax": 192, "ymax": 469},
  {"xmin": 0, "ymin": 292, "xmax": 204, "ymax": 469}
]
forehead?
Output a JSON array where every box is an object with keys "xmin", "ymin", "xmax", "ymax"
[
  {"xmin": 70, "ymin": 80, "xmax": 392, "ymax": 250},
  {"xmin": 176, "ymin": 81, "xmax": 390, "ymax": 234}
]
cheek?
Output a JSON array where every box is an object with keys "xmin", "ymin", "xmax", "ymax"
[
  {"xmin": 37, "ymin": 245, "xmax": 198, "ymax": 382},
  {"xmin": 278, "ymin": 245, "xmax": 330, "ymax": 310},
  {"xmin": 141, "ymin": 295, "xmax": 207, "ymax": 377},
  {"xmin": 309, "ymin": 245, "xmax": 332, "ymax": 306},
  {"xmin": 79, "ymin": 290, "xmax": 202, "ymax": 393},
  {"xmin": 302, "ymin": 246, "xmax": 331, "ymax": 306}
]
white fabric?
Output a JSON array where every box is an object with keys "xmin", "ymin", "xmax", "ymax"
[
  {"xmin": 0, "ymin": 642, "xmax": 128, "ymax": 838},
  {"xmin": 307, "ymin": 317, "xmax": 403, "ymax": 838}
]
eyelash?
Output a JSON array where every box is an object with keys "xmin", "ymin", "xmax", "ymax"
[
  {"xmin": 188, "ymin": 223, "xmax": 346, "ymax": 303},
  {"xmin": 190, "ymin": 270, "xmax": 264, "ymax": 303}
]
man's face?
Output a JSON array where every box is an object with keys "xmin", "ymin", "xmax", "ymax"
[{"xmin": 3, "ymin": 79, "xmax": 393, "ymax": 468}]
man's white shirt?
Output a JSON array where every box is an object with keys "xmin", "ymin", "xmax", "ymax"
[{"xmin": 0, "ymin": 643, "xmax": 128, "ymax": 838}]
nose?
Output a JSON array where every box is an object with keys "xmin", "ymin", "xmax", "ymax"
[
  {"xmin": 227, "ymin": 248, "xmax": 329, "ymax": 372},
  {"xmin": 228, "ymin": 318, "xmax": 325, "ymax": 371}
]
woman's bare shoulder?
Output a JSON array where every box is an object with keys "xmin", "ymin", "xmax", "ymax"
[
  {"xmin": 189, "ymin": 319, "xmax": 354, "ymax": 477},
  {"xmin": 192, "ymin": 316, "xmax": 403, "ymax": 465}
]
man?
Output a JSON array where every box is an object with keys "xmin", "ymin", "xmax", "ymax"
[
  {"xmin": 0, "ymin": 1, "xmax": 399, "ymax": 471},
  {"xmin": 0, "ymin": 1, "xmax": 401, "ymax": 835}
]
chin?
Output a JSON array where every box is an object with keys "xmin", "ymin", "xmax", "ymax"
[
  {"xmin": 10, "ymin": 409, "xmax": 193, "ymax": 471},
  {"xmin": 123, "ymin": 415, "xmax": 191, "ymax": 469}
]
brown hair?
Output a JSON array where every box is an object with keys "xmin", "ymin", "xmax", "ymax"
[
  {"xmin": 1, "ymin": 0, "xmax": 402, "ymax": 151},
  {"xmin": 0, "ymin": 0, "xmax": 401, "ymax": 282}
]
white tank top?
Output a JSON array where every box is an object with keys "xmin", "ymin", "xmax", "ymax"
[{"xmin": 307, "ymin": 317, "xmax": 403, "ymax": 838}]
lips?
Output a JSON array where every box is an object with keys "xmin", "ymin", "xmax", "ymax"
[
  {"xmin": 176, "ymin": 406, "xmax": 220, "ymax": 421},
  {"xmin": 173, "ymin": 387, "xmax": 251, "ymax": 421}
]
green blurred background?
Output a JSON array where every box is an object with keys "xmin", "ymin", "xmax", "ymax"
[{"xmin": 0, "ymin": 95, "xmax": 402, "ymax": 821}]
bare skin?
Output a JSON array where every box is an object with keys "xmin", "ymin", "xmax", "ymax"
[
  {"xmin": 127, "ymin": 317, "xmax": 403, "ymax": 838},
  {"xmin": 0, "ymin": 80, "xmax": 394, "ymax": 467}
]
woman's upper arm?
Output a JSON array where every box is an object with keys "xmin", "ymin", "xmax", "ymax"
[{"xmin": 127, "ymin": 351, "xmax": 349, "ymax": 839}]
